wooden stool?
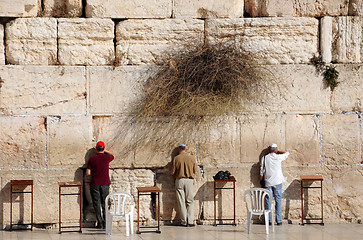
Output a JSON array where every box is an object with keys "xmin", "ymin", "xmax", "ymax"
[
  {"xmin": 10, "ymin": 180, "xmax": 33, "ymax": 231},
  {"xmin": 214, "ymin": 176, "xmax": 236, "ymax": 226},
  {"xmin": 136, "ymin": 186, "xmax": 161, "ymax": 234},
  {"xmin": 58, "ymin": 181, "xmax": 82, "ymax": 233},
  {"xmin": 300, "ymin": 175, "xmax": 324, "ymax": 225}
]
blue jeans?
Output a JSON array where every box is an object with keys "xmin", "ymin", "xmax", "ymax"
[{"xmin": 265, "ymin": 184, "xmax": 282, "ymax": 223}]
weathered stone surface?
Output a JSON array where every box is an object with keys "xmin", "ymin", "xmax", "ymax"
[
  {"xmin": 47, "ymin": 115, "xmax": 92, "ymax": 168},
  {"xmin": 0, "ymin": 169, "xmax": 83, "ymax": 226},
  {"xmin": 0, "ymin": 116, "xmax": 46, "ymax": 169},
  {"xmin": 331, "ymin": 64, "xmax": 363, "ymax": 113},
  {"xmin": 321, "ymin": 17, "xmax": 333, "ymax": 63},
  {"xmin": 196, "ymin": 116, "xmax": 240, "ymax": 167},
  {"xmin": 42, "ymin": 0, "xmax": 82, "ymax": 17},
  {"xmin": 245, "ymin": 0, "xmax": 348, "ymax": 17},
  {"xmin": 116, "ymin": 19, "xmax": 204, "ymax": 65},
  {"xmin": 133, "ymin": 116, "xmax": 196, "ymax": 168},
  {"xmin": 58, "ymin": 18, "xmax": 114, "ymax": 65},
  {"xmin": 0, "ymin": 24, "xmax": 4, "ymax": 65},
  {"xmin": 332, "ymin": 17, "xmax": 363, "ymax": 63},
  {"xmin": 321, "ymin": 114, "xmax": 361, "ymax": 165},
  {"xmin": 206, "ymin": 18, "xmax": 319, "ymax": 64},
  {"xmin": 5, "ymin": 18, "xmax": 57, "ymax": 65},
  {"xmin": 240, "ymin": 114, "xmax": 282, "ymax": 164},
  {"xmin": 240, "ymin": 65, "xmax": 331, "ymax": 113},
  {"xmin": 349, "ymin": 0, "xmax": 363, "ymax": 16},
  {"xmin": 284, "ymin": 114, "xmax": 320, "ymax": 166},
  {"xmin": 325, "ymin": 166, "xmax": 363, "ymax": 222},
  {"xmin": 92, "ymin": 116, "xmax": 134, "ymax": 168},
  {"xmin": 0, "ymin": 66, "xmax": 86, "ymax": 115},
  {"xmin": 173, "ymin": 0, "xmax": 243, "ymax": 18},
  {"xmin": 88, "ymin": 66, "xmax": 151, "ymax": 114},
  {"xmin": 0, "ymin": 0, "xmax": 40, "ymax": 17},
  {"xmin": 86, "ymin": 0, "xmax": 172, "ymax": 18}
]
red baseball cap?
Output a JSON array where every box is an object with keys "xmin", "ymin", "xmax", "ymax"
[{"xmin": 96, "ymin": 141, "xmax": 105, "ymax": 148}]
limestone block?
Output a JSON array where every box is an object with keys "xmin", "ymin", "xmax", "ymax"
[
  {"xmin": 0, "ymin": 116, "xmax": 46, "ymax": 169},
  {"xmin": 206, "ymin": 18, "xmax": 319, "ymax": 64},
  {"xmin": 331, "ymin": 17, "xmax": 363, "ymax": 63},
  {"xmin": 58, "ymin": 18, "xmax": 114, "ymax": 65},
  {"xmin": 196, "ymin": 116, "xmax": 241, "ymax": 167},
  {"xmin": 240, "ymin": 65, "xmax": 331, "ymax": 113},
  {"xmin": 321, "ymin": 114, "xmax": 360, "ymax": 165},
  {"xmin": 326, "ymin": 166, "xmax": 363, "ymax": 221},
  {"xmin": 86, "ymin": 0, "xmax": 172, "ymax": 18},
  {"xmin": 110, "ymin": 169, "xmax": 154, "ymax": 220},
  {"xmin": 0, "ymin": 66, "xmax": 86, "ymax": 115},
  {"xmin": 0, "ymin": 168, "xmax": 83, "ymax": 226},
  {"xmin": 240, "ymin": 114, "xmax": 282, "ymax": 164},
  {"xmin": 321, "ymin": 17, "xmax": 332, "ymax": 63},
  {"xmin": 133, "ymin": 116, "xmax": 196, "ymax": 168},
  {"xmin": 47, "ymin": 115, "xmax": 93, "ymax": 168},
  {"xmin": 331, "ymin": 64, "xmax": 363, "ymax": 113},
  {"xmin": 0, "ymin": 24, "xmax": 4, "ymax": 65},
  {"xmin": 88, "ymin": 66, "xmax": 151, "ymax": 114},
  {"xmin": 92, "ymin": 116, "xmax": 134, "ymax": 168},
  {"xmin": 5, "ymin": 18, "xmax": 57, "ymax": 65},
  {"xmin": 349, "ymin": 0, "xmax": 363, "ymax": 16},
  {"xmin": 173, "ymin": 0, "xmax": 243, "ymax": 18},
  {"xmin": 245, "ymin": 0, "xmax": 348, "ymax": 17},
  {"xmin": 42, "ymin": 0, "xmax": 82, "ymax": 17},
  {"xmin": 116, "ymin": 19, "xmax": 204, "ymax": 65},
  {"xmin": 0, "ymin": 0, "xmax": 40, "ymax": 17},
  {"xmin": 284, "ymin": 115, "xmax": 320, "ymax": 165}
]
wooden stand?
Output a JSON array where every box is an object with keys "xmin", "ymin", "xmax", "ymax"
[
  {"xmin": 214, "ymin": 176, "xmax": 236, "ymax": 226},
  {"xmin": 58, "ymin": 181, "xmax": 83, "ymax": 233},
  {"xmin": 10, "ymin": 180, "xmax": 33, "ymax": 231},
  {"xmin": 136, "ymin": 186, "xmax": 161, "ymax": 234},
  {"xmin": 300, "ymin": 175, "xmax": 324, "ymax": 225}
]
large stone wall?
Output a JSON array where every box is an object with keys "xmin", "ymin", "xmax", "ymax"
[{"xmin": 0, "ymin": 0, "xmax": 362, "ymax": 229}]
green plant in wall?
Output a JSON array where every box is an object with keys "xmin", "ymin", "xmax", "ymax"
[
  {"xmin": 310, "ymin": 55, "xmax": 339, "ymax": 91},
  {"xmin": 323, "ymin": 65, "xmax": 339, "ymax": 91}
]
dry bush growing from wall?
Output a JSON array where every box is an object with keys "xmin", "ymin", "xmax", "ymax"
[{"xmin": 136, "ymin": 43, "xmax": 270, "ymax": 117}]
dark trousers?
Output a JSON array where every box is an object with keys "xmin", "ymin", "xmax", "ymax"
[{"xmin": 90, "ymin": 185, "xmax": 109, "ymax": 227}]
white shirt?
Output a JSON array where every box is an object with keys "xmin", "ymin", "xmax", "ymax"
[{"xmin": 260, "ymin": 152, "xmax": 289, "ymax": 187}]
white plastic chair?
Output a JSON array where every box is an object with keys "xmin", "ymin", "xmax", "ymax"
[
  {"xmin": 105, "ymin": 192, "xmax": 134, "ymax": 236},
  {"xmin": 243, "ymin": 188, "xmax": 274, "ymax": 234}
]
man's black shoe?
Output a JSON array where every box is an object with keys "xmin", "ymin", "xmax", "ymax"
[
  {"xmin": 188, "ymin": 224, "xmax": 195, "ymax": 227},
  {"xmin": 277, "ymin": 222, "xmax": 282, "ymax": 226}
]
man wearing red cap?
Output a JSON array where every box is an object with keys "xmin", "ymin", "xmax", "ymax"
[{"xmin": 86, "ymin": 141, "xmax": 116, "ymax": 229}]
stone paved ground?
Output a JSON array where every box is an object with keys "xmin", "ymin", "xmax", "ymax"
[{"xmin": 0, "ymin": 223, "xmax": 362, "ymax": 240}]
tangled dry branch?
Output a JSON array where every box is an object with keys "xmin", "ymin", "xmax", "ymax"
[{"xmin": 136, "ymin": 43, "xmax": 269, "ymax": 117}]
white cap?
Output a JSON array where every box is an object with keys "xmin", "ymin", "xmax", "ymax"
[
  {"xmin": 271, "ymin": 143, "xmax": 277, "ymax": 148},
  {"xmin": 179, "ymin": 143, "xmax": 186, "ymax": 148}
]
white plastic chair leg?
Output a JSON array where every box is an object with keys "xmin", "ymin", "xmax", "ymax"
[
  {"xmin": 126, "ymin": 214, "xmax": 130, "ymax": 237},
  {"xmin": 106, "ymin": 213, "xmax": 112, "ymax": 235},
  {"xmin": 247, "ymin": 211, "xmax": 251, "ymax": 234},
  {"xmin": 264, "ymin": 212, "xmax": 269, "ymax": 234},
  {"xmin": 130, "ymin": 209, "xmax": 134, "ymax": 234}
]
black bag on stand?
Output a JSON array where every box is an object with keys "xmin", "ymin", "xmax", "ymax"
[{"xmin": 213, "ymin": 170, "xmax": 231, "ymax": 180}]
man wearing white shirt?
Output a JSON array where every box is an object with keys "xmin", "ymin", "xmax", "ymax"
[{"xmin": 260, "ymin": 143, "xmax": 289, "ymax": 225}]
